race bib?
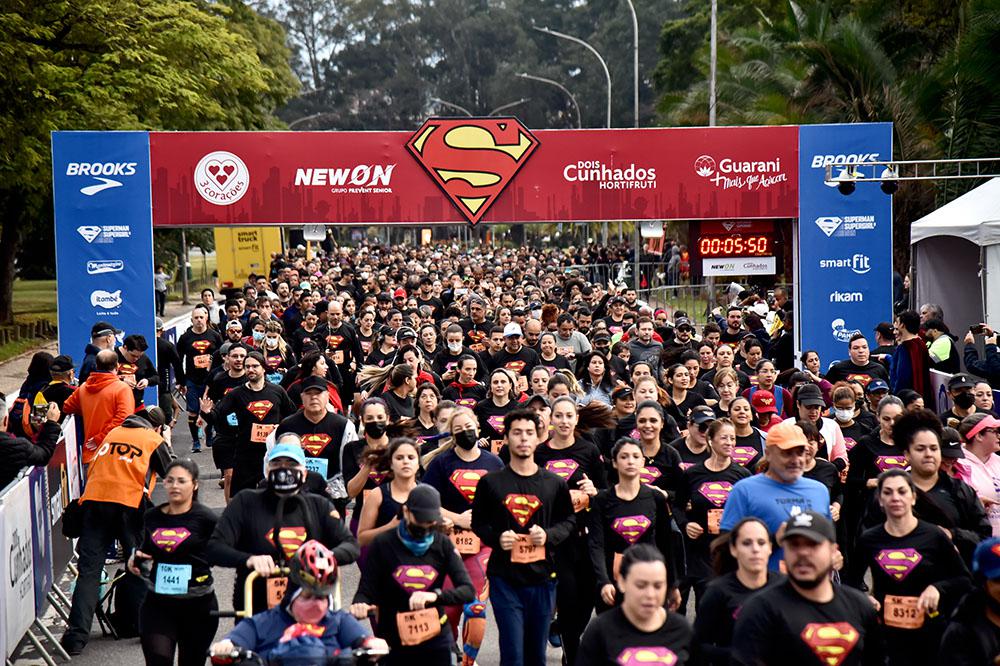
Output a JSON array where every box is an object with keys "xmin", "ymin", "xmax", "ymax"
[
  {"xmin": 305, "ymin": 457, "xmax": 329, "ymax": 479},
  {"xmin": 490, "ymin": 440, "xmax": 504, "ymax": 455},
  {"xmin": 450, "ymin": 528, "xmax": 482, "ymax": 555},
  {"xmin": 510, "ymin": 535, "xmax": 545, "ymax": 564},
  {"xmin": 396, "ymin": 608, "xmax": 441, "ymax": 646},
  {"xmin": 154, "ymin": 563, "xmax": 192, "ymax": 595},
  {"xmin": 570, "ymin": 489, "xmax": 590, "ymax": 513},
  {"xmin": 266, "ymin": 576, "xmax": 288, "ymax": 608},
  {"xmin": 332, "ymin": 350, "xmax": 345, "ymax": 365},
  {"xmin": 707, "ymin": 509, "xmax": 723, "ymax": 535},
  {"xmin": 251, "ymin": 423, "xmax": 277, "ymax": 443},
  {"xmin": 883, "ymin": 594, "xmax": 924, "ymax": 629},
  {"xmin": 193, "ymin": 354, "xmax": 211, "ymax": 369}
]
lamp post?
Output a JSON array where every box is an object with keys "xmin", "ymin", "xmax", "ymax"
[
  {"xmin": 709, "ymin": 0, "xmax": 717, "ymax": 126},
  {"xmin": 533, "ymin": 26, "xmax": 612, "ymax": 129},
  {"xmin": 430, "ymin": 98, "xmax": 473, "ymax": 116},
  {"xmin": 516, "ymin": 73, "xmax": 582, "ymax": 128},
  {"xmin": 621, "ymin": 0, "xmax": 640, "ymax": 284},
  {"xmin": 489, "ymin": 98, "xmax": 531, "ymax": 116}
]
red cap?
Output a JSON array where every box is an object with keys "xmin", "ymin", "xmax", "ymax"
[
  {"xmin": 393, "ymin": 287, "xmax": 406, "ymax": 299},
  {"xmin": 751, "ymin": 389, "xmax": 779, "ymax": 414}
]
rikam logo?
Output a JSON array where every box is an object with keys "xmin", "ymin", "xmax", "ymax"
[
  {"xmin": 407, "ymin": 117, "xmax": 539, "ymax": 225},
  {"xmin": 65, "ymin": 161, "xmax": 138, "ymax": 196}
]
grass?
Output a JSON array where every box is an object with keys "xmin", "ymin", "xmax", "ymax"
[
  {"xmin": 12, "ymin": 279, "xmax": 57, "ymax": 325},
  {"xmin": 0, "ymin": 337, "xmax": 48, "ymax": 364}
]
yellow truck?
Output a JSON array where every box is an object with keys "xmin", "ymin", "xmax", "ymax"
[{"xmin": 213, "ymin": 227, "xmax": 283, "ymax": 289}]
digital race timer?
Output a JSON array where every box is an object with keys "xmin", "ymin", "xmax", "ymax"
[{"xmin": 697, "ymin": 234, "xmax": 774, "ymax": 257}]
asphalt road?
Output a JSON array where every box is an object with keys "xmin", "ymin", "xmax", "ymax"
[{"xmin": 17, "ymin": 425, "xmax": 567, "ymax": 665}]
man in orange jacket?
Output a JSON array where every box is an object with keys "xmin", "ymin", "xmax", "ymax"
[{"xmin": 63, "ymin": 349, "xmax": 134, "ymax": 464}]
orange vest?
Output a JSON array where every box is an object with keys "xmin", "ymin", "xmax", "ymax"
[{"xmin": 82, "ymin": 425, "xmax": 165, "ymax": 508}]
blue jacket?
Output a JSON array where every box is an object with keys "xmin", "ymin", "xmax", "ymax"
[
  {"xmin": 78, "ymin": 343, "xmax": 102, "ymax": 383},
  {"xmin": 964, "ymin": 343, "xmax": 1000, "ymax": 388},
  {"xmin": 227, "ymin": 605, "xmax": 369, "ymax": 658}
]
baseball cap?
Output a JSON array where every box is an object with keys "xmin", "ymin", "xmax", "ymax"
[
  {"xmin": 782, "ymin": 510, "xmax": 836, "ymax": 544},
  {"xmin": 503, "ymin": 323, "xmax": 523, "ymax": 338},
  {"xmin": 393, "ymin": 287, "xmax": 407, "ymax": 299},
  {"xmin": 674, "ymin": 317, "xmax": 694, "ymax": 331},
  {"xmin": 405, "ymin": 485, "xmax": 443, "ymax": 523},
  {"xmin": 948, "ymin": 373, "xmax": 976, "ymax": 391},
  {"xmin": 91, "ymin": 321, "xmax": 122, "ymax": 338},
  {"xmin": 865, "ymin": 379, "xmax": 889, "ymax": 394},
  {"xmin": 155, "ymin": 317, "xmax": 164, "ymax": 331},
  {"xmin": 300, "ymin": 376, "xmax": 327, "ymax": 393},
  {"xmin": 611, "ymin": 386, "xmax": 634, "ymax": 402},
  {"xmin": 689, "ymin": 405, "xmax": 716, "ymax": 425},
  {"xmin": 610, "ymin": 296, "xmax": 626, "ymax": 305},
  {"xmin": 795, "ymin": 383, "xmax": 826, "ymax": 407},
  {"xmin": 526, "ymin": 393, "xmax": 551, "ymax": 409},
  {"xmin": 940, "ymin": 427, "xmax": 965, "ymax": 459},
  {"xmin": 751, "ymin": 389, "xmax": 779, "ymax": 415},
  {"xmin": 50, "ymin": 355, "xmax": 75, "ymax": 372},
  {"xmin": 377, "ymin": 292, "xmax": 392, "ymax": 303},
  {"xmin": 396, "ymin": 326, "xmax": 417, "ymax": 342},
  {"xmin": 962, "ymin": 413, "xmax": 1000, "ymax": 441},
  {"xmin": 765, "ymin": 419, "xmax": 809, "ymax": 449},
  {"xmin": 266, "ymin": 443, "xmax": 306, "ymax": 468},
  {"xmin": 973, "ymin": 538, "xmax": 1000, "ymax": 580},
  {"xmin": 226, "ymin": 319, "xmax": 243, "ymax": 330}
]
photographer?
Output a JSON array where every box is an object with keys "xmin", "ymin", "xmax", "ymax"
[
  {"xmin": 0, "ymin": 396, "xmax": 61, "ymax": 489},
  {"xmin": 964, "ymin": 324, "xmax": 1000, "ymax": 389}
]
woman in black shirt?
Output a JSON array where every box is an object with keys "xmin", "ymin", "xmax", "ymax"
[
  {"xmin": 664, "ymin": 363, "xmax": 707, "ymax": 425},
  {"xmin": 474, "ymin": 368, "xmax": 518, "ymax": 452}
]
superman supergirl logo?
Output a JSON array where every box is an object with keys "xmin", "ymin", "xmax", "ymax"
[
  {"xmin": 247, "ymin": 400, "xmax": 274, "ymax": 420},
  {"xmin": 450, "ymin": 469, "xmax": 487, "ymax": 503},
  {"xmin": 698, "ymin": 481, "xmax": 733, "ymax": 507},
  {"xmin": 731, "ymin": 446, "xmax": 758, "ymax": 466},
  {"xmin": 326, "ymin": 335, "xmax": 344, "ymax": 349},
  {"xmin": 611, "ymin": 515, "xmax": 652, "ymax": 545},
  {"xmin": 545, "ymin": 459, "xmax": 579, "ymax": 481},
  {"xmin": 876, "ymin": 548, "xmax": 922, "ymax": 581},
  {"xmin": 407, "ymin": 117, "xmax": 539, "ymax": 225},
  {"xmin": 504, "ymin": 493, "xmax": 542, "ymax": 527},
  {"xmin": 151, "ymin": 527, "xmax": 191, "ymax": 553},
  {"xmin": 191, "ymin": 340, "xmax": 213, "ymax": 353},
  {"xmin": 393, "ymin": 564, "xmax": 439, "ymax": 592},
  {"xmin": 486, "ymin": 414, "xmax": 506, "ymax": 434},
  {"xmin": 638, "ymin": 466, "xmax": 662, "ymax": 485},
  {"xmin": 799, "ymin": 622, "xmax": 860, "ymax": 666},
  {"xmin": 875, "ymin": 455, "xmax": 907, "ymax": 472},
  {"xmin": 301, "ymin": 433, "xmax": 332, "ymax": 456},
  {"xmin": 265, "ymin": 526, "xmax": 307, "ymax": 559},
  {"xmin": 616, "ymin": 647, "xmax": 678, "ymax": 665}
]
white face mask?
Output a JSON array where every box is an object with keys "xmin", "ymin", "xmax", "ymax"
[
  {"xmin": 834, "ymin": 408, "xmax": 854, "ymax": 423},
  {"xmin": 265, "ymin": 338, "xmax": 279, "ymax": 348},
  {"xmin": 448, "ymin": 341, "xmax": 463, "ymax": 353}
]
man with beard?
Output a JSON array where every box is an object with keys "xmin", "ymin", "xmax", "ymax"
[
  {"xmin": 203, "ymin": 343, "xmax": 248, "ymax": 502},
  {"xmin": 731, "ymin": 510, "xmax": 884, "ymax": 665},
  {"xmin": 825, "ymin": 334, "xmax": 890, "ymax": 389},
  {"xmin": 720, "ymin": 420, "xmax": 832, "ymax": 570},
  {"xmin": 319, "ymin": 299, "xmax": 364, "ymax": 407}
]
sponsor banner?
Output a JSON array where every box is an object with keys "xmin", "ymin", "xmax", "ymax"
[
  {"xmin": 46, "ymin": 419, "xmax": 80, "ymax": 576},
  {"xmin": 52, "ymin": 132, "xmax": 158, "ymax": 405},
  {"xmin": 0, "ymin": 478, "xmax": 36, "ymax": 657},
  {"xmin": 702, "ymin": 257, "xmax": 777, "ymax": 276},
  {"xmin": 28, "ymin": 468, "xmax": 53, "ymax": 616},
  {"xmin": 797, "ymin": 123, "xmax": 893, "ymax": 366},
  {"xmin": 148, "ymin": 125, "xmax": 798, "ymax": 226}
]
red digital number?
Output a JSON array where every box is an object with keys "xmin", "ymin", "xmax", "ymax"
[{"xmin": 698, "ymin": 234, "xmax": 772, "ymax": 257}]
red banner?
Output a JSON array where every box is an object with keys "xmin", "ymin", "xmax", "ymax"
[{"xmin": 149, "ymin": 125, "xmax": 798, "ymax": 227}]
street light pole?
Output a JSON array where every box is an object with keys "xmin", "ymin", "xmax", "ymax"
[
  {"xmin": 516, "ymin": 73, "xmax": 582, "ymax": 128},
  {"xmin": 622, "ymin": 0, "xmax": 639, "ymax": 129},
  {"xmin": 489, "ymin": 98, "xmax": 531, "ymax": 116},
  {"xmin": 430, "ymin": 98, "xmax": 473, "ymax": 116},
  {"xmin": 709, "ymin": 0, "xmax": 717, "ymax": 126},
  {"xmin": 533, "ymin": 26, "xmax": 612, "ymax": 129}
]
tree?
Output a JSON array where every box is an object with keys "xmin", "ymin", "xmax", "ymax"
[{"xmin": 0, "ymin": 0, "xmax": 298, "ymax": 324}]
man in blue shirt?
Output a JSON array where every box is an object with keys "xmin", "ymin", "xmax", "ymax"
[{"xmin": 720, "ymin": 419, "xmax": 832, "ymax": 569}]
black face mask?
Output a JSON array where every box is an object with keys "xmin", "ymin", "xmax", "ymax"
[
  {"xmin": 453, "ymin": 430, "xmax": 478, "ymax": 451},
  {"xmin": 364, "ymin": 421, "xmax": 387, "ymax": 439},
  {"xmin": 266, "ymin": 467, "xmax": 302, "ymax": 495},
  {"xmin": 406, "ymin": 523, "xmax": 432, "ymax": 539},
  {"xmin": 954, "ymin": 391, "xmax": 976, "ymax": 409}
]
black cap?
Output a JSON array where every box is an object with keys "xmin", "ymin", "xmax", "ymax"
[
  {"xmin": 948, "ymin": 373, "xmax": 975, "ymax": 391},
  {"xmin": 405, "ymin": 485, "xmax": 442, "ymax": 523},
  {"xmin": 526, "ymin": 393, "xmax": 551, "ymax": 409},
  {"xmin": 781, "ymin": 510, "xmax": 836, "ymax": 544},
  {"xmin": 941, "ymin": 427, "xmax": 966, "ymax": 459},
  {"xmin": 396, "ymin": 326, "xmax": 417, "ymax": 341},
  {"xmin": 796, "ymin": 383, "xmax": 826, "ymax": 407},
  {"xmin": 674, "ymin": 317, "xmax": 694, "ymax": 331},
  {"xmin": 689, "ymin": 405, "xmax": 716, "ymax": 425},
  {"xmin": 610, "ymin": 296, "xmax": 626, "ymax": 305},
  {"xmin": 611, "ymin": 386, "xmax": 634, "ymax": 402},
  {"xmin": 300, "ymin": 376, "xmax": 328, "ymax": 393},
  {"xmin": 50, "ymin": 355, "xmax": 75, "ymax": 372},
  {"xmin": 593, "ymin": 333, "xmax": 611, "ymax": 344},
  {"xmin": 91, "ymin": 321, "xmax": 121, "ymax": 338}
]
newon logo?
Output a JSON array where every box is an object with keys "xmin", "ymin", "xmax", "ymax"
[{"xmin": 195, "ymin": 151, "xmax": 250, "ymax": 206}]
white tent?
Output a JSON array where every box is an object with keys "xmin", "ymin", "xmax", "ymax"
[{"xmin": 910, "ymin": 177, "xmax": 1000, "ymax": 334}]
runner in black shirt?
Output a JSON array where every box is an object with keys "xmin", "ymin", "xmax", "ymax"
[
  {"xmin": 177, "ymin": 306, "xmax": 223, "ymax": 451},
  {"xmin": 343, "ymin": 398, "xmax": 392, "ymax": 536},
  {"xmin": 441, "ymin": 355, "xmax": 487, "ymax": 410},
  {"xmin": 668, "ymin": 406, "xmax": 714, "ymax": 472},
  {"xmin": 577, "ymin": 544, "xmax": 693, "ymax": 666},
  {"xmin": 435, "ymin": 325, "xmax": 489, "ymax": 383},
  {"xmin": 732, "ymin": 510, "xmax": 885, "ymax": 666},
  {"xmin": 474, "ymin": 369, "xmax": 518, "ymax": 453},
  {"xmin": 204, "ymin": 344, "xmax": 246, "ymax": 502},
  {"xmin": 275, "ymin": 376, "xmax": 357, "ymax": 484}
]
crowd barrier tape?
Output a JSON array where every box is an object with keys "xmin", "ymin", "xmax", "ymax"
[{"xmin": 0, "ymin": 415, "xmax": 82, "ymax": 660}]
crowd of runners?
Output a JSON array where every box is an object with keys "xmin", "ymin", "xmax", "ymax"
[{"xmin": 4, "ymin": 239, "xmax": 1000, "ymax": 665}]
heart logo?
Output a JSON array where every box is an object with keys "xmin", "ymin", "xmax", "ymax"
[
  {"xmin": 450, "ymin": 469, "xmax": 487, "ymax": 504},
  {"xmin": 205, "ymin": 160, "xmax": 239, "ymax": 191},
  {"xmin": 503, "ymin": 493, "xmax": 541, "ymax": 527}
]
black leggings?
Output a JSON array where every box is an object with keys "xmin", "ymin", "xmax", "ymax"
[{"xmin": 139, "ymin": 592, "xmax": 219, "ymax": 666}]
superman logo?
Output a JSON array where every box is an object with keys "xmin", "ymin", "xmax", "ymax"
[
  {"xmin": 616, "ymin": 647, "xmax": 678, "ymax": 665},
  {"xmin": 505, "ymin": 360, "xmax": 527, "ymax": 375},
  {"xmin": 264, "ymin": 526, "xmax": 307, "ymax": 559},
  {"xmin": 993, "ymin": 542, "xmax": 1000, "ymax": 558},
  {"xmin": 360, "ymin": 340, "xmax": 372, "ymax": 354},
  {"xmin": 192, "ymin": 339, "xmax": 212, "ymax": 353},
  {"xmin": 875, "ymin": 455, "xmax": 907, "ymax": 472},
  {"xmin": 456, "ymin": 398, "xmax": 478, "ymax": 408},
  {"xmin": 265, "ymin": 355, "xmax": 282, "ymax": 370},
  {"xmin": 151, "ymin": 527, "xmax": 191, "ymax": 553},
  {"xmin": 450, "ymin": 469, "xmax": 487, "ymax": 503},
  {"xmin": 679, "ymin": 462, "xmax": 694, "ymax": 471},
  {"xmin": 876, "ymin": 548, "xmax": 922, "ymax": 581},
  {"xmin": 799, "ymin": 622, "xmax": 859, "ymax": 666},
  {"xmin": 611, "ymin": 515, "xmax": 651, "ymax": 545},
  {"xmin": 698, "ymin": 481, "xmax": 733, "ymax": 507},
  {"xmin": 468, "ymin": 329, "xmax": 487, "ymax": 343},
  {"xmin": 637, "ymin": 466, "xmax": 662, "ymax": 485},
  {"xmin": 247, "ymin": 400, "xmax": 274, "ymax": 420},
  {"xmin": 629, "ymin": 428, "xmax": 640, "ymax": 439},
  {"xmin": 301, "ymin": 433, "xmax": 332, "ymax": 457},
  {"xmin": 504, "ymin": 493, "xmax": 541, "ymax": 527},
  {"xmin": 280, "ymin": 623, "xmax": 326, "ymax": 643},
  {"xmin": 845, "ymin": 373, "xmax": 872, "ymax": 387},
  {"xmin": 393, "ymin": 564, "xmax": 439, "ymax": 591},
  {"xmin": 487, "ymin": 414, "xmax": 506, "ymax": 434},
  {"xmin": 844, "ymin": 437, "xmax": 858, "ymax": 452},
  {"xmin": 326, "ymin": 335, "xmax": 344, "ymax": 349},
  {"xmin": 545, "ymin": 459, "xmax": 579, "ymax": 480},
  {"xmin": 369, "ymin": 469, "xmax": 388, "ymax": 485},
  {"xmin": 407, "ymin": 117, "xmax": 539, "ymax": 225},
  {"xmin": 118, "ymin": 363, "xmax": 137, "ymax": 376},
  {"xmin": 731, "ymin": 446, "xmax": 758, "ymax": 466}
]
